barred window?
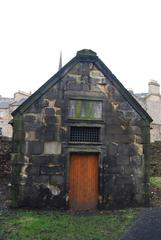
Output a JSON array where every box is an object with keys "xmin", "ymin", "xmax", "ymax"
[{"xmin": 70, "ymin": 126, "xmax": 100, "ymax": 142}]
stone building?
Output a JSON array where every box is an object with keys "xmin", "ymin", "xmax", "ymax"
[
  {"xmin": 0, "ymin": 91, "xmax": 31, "ymax": 138},
  {"xmin": 133, "ymin": 80, "xmax": 161, "ymax": 142},
  {"xmin": 11, "ymin": 49, "xmax": 152, "ymax": 210}
]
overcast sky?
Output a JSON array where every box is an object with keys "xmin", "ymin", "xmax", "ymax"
[{"xmin": 0, "ymin": 0, "xmax": 161, "ymax": 97}]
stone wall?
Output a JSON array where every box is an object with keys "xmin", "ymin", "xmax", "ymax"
[
  {"xmin": 0, "ymin": 137, "xmax": 11, "ymax": 208},
  {"xmin": 0, "ymin": 137, "xmax": 11, "ymax": 177},
  {"xmin": 150, "ymin": 141, "xmax": 161, "ymax": 176}
]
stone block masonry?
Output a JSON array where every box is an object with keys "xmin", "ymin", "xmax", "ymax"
[
  {"xmin": 150, "ymin": 141, "xmax": 161, "ymax": 176},
  {"xmin": 10, "ymin": 49, "xmax": 151, "ymax": 210}
]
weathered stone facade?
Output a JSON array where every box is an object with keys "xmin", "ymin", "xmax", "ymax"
[{"xmin": 11, "ymin": 49, "xmax": 152, "ymax": 210}]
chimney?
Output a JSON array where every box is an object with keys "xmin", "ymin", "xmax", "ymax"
[{"xmin": 148, "ymin": 80, "xmax": 160, "ymax": 95}]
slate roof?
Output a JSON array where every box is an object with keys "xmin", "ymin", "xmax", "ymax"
[
  {"xmin": 11, "ymin": 98, "xmax": 28, "ymax": 107},
  {"xmin": 0, "ymin": 99, "xmax": 13, "ymax": 109},
  {"xmin": 12, "ymin": 49, "xmax": 153, "ymax": 123},
  {"xmin": 134, "ymin": 93, "xmax": 148, "ymax": 99},
  {"xmin": 0, "ymin": 97, "xmax": 28, "ymax": 109}
]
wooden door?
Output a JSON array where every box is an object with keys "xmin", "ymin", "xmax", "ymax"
[{"xmin": 69, "ymin": 153, "xmax": 98, "ymax": 211}]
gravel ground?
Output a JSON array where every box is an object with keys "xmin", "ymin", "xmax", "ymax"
[{"xmin": 120, "ymin": 208, "xmax": 161, "ymax": 240}]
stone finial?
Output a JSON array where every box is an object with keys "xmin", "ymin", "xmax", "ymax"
[
  {"xmin": 76, "ymin": 49, "xmax": 98, "ymax": 61},
  {"xmin": 77, "ymin": 49, "xmax": 97, "ymax": 56}
]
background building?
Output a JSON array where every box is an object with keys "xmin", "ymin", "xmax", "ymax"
[
  {"xmin": 0, "ymin": 91, "xmax": 31, "ymax": 138},
  {"xmin": 133, "ymin": 80, "xmax": 161, "ymax": 142}
]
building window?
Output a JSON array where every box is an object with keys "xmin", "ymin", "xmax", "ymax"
[
  {"xmin": 70, "ymin": 126, "xmax": 100, "ymax": 142},
  {"xmin": 69, "ymin": 100, "xmax": 102, "ymax": 120},
  {"xmin": 0, "ymin": 112, "xmax": 4, "ymax": 119},
  {"xmin": 0, "ymin": 128, "xmax": 2, "ymax": 136}
]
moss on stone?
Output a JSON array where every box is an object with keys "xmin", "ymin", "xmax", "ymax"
[
  {"xmin": 84, "ymin": 101, "xmax": 93, "ymax": 119},
  {"xmin": 14, "ymin": 116, "xmax": 24, "ymax": 131},
  {"xmin": 75, "ymin": 100, "xmax": 81, "ymax": 118}
]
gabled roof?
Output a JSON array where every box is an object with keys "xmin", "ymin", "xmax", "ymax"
[{"xmin": 12, "ymin": 49, "xmax": 152, "ymax": 123}]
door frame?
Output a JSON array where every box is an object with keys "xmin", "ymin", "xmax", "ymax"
[{"xmin": 65, "ymin": 149, "xmax": 103, "ymax": 209}]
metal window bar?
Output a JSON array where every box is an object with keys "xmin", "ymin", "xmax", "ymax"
[{"xmin": 70, "ymin": 127, "xmax": 100, "ymax": 142}]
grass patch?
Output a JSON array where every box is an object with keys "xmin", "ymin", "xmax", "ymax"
[
  {"xmin": 150, "ymin": 176, "xmax": 161, "ymax": 207},
  {"xmin": 150, "ymin": 176, "xmax": 161, "ymax": 188},
  {"xmin": 0, "ymin": 209, "xmax": 137, "ymax": 240}
]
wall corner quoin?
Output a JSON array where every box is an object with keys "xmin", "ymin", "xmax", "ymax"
[{"xmin": 142, "ymin": 122, "xmax": 151, "ymax": 206}]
